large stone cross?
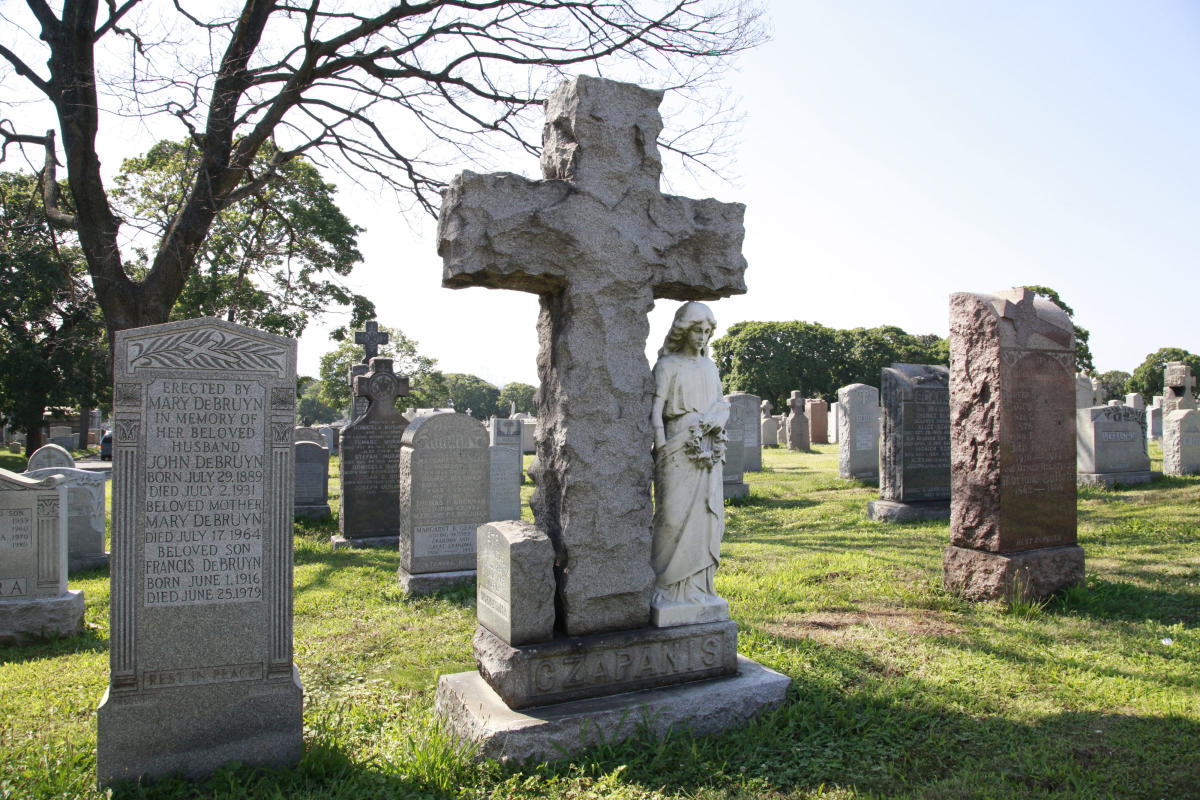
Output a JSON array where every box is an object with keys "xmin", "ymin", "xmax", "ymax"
[
  {"xmin": 354, "ymin": 320, "xmax": 389, "ymax": 363},
  {"xmin": 437, "ymin": 76, "xmax": 747, "ymax": 636}
]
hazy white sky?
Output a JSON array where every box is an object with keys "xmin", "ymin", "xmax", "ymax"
[{"xmin": 311, "ymin": 0, "xmax": 1200, "ymax": 386}]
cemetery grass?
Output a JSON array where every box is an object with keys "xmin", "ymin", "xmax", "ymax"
[{"xmin": 2, "ymin": 449, "xmax": 1197, "ymax": 799}]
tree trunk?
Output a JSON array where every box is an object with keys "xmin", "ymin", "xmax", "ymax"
[
  {"xmin": 23, "ymin": 409, "xmax": 45, "ymax": 458},
  {"xmin": 78, "ymin": 406, "xmax": 91, "ymax": 450}
]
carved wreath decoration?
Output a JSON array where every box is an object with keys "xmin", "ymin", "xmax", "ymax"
[
  {"xmin": 129, "ymin": 330, "xmax": 285, "ymax": 372},
  {"xmin": 683, "ymin": 424, "xmax": 727, "ymax": 469}
]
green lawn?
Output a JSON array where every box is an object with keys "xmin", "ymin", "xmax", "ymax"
[{"xmin": 2, "ymin": 445, "xmax": 1197, "ymax": 799}]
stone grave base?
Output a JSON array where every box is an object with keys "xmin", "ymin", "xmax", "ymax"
[
  {"xmin": 722, "ymin": 481, "xmax": 749, "ymax": 500},
  {"xmin": 840, "ymin": 471, "xmax": 879, "ymax": 484},
  {"xmin": 867, "ymin": 499, "xmax": 950, "ymax": 523},
  {"xmin": 0, "ymin": 589, "xmax": 85, "ymax": 643},
  {"xmin": 943, "ymin": 544, "xmax": 1085, "ymax": 602},
  {"xmin": 97, "ymin": 666, "xmax": 303, "ymax": 786},
  {"xmin": 69, "ymin": 552, "xmax": 110, "ymax": 573},
  {"xmin": 331, "ymin": 534, "xmax": 399, "ymax": 550},
  {"xmin": 651, "ymin": 595, "xmax": 729, "ymax": 628},
  {"xmin": 294, "ymin": 503, "xmax": 331, "ymax": 520},
  {"xmin": 436, "ymin": 654, "xmax": 790, "ymax": 763},
  {"xmin": 475, "ymin": 620, "xmax": 738, "ymax": 709},
  {"xmin": 398, "ymin": 567, "xmax": 475, "ymax": 595},
  {"xmin": 1076, "ymin": 470, "xmax": 1152, "ymax": 489}
]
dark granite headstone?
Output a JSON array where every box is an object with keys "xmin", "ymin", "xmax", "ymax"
[
  {"xmin": 294, "ymin": 441, "xmax": 330, "ymax": 518},
  {"xmin": 868, "ymin": 364, "xmax": 950, "ymax": 521}
]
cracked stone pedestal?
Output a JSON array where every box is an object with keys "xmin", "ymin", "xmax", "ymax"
[
  {"xmin": 943, "ymin": 545, "xmax": 1085, "ymax": 602},
  {"xmin": 867, "ymin": 499, "xmax": 950, "ymax": 523},
  {"xmin": 0, "ymin": 591, "xmax": 85, "ymax": 644}
]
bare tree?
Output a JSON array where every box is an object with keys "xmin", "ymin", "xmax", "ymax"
[{"xmin": 0, "ymin": 0, "xmax": 764, "ymax": 346}]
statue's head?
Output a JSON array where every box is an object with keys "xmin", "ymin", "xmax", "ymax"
[{"xmin": 661, "ymin": 301, "xmax": 717, "ymax": 358}]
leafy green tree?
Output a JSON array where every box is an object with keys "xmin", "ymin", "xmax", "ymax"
[
  {"xmin": 318, "ymin": 326, "xmax": 443, "ymax": 417},
  {"xmin": 0, "ymin": 172, "xmax": 108, "ymax": 455},
  {"xmin": 1096, "ymin": 370, "xmax": 1132, "ymax": 402},
  {"xmin": 498, "ymin": 383, "xmax": 537, "ymax": 416},
  {"xmin": 443, "ymin": 374, "xmax": 501, "ymax": 420},
  {"xmin": 1127, "ymin": 349, "xmax": 1200, "ymax": 400},
  {"xmin": 114, "ymin": 140, "xmax": 374, "ymax": 337},
  {"xmin": 296, "ymin": 377, "xmax": 338, "ymax": 425},
  {"xmin": 1022, "ymin": 285, "xmax": 1094, "ymax": 373}
]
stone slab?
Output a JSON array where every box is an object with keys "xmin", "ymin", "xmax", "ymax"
[
  {"xmin": 398, "ymin": 567, "xmax": 475, "ymax": 595},
  {"xmin": 435, "ymin": 654, "xmax": 790, "ymax": 764},
  {"xmin": 721, "ymin": 481, "xmax": 749, "ymax": 500},
  {"xmin": 295, "ymin": 503, "xmax": 331, "ymax": 519},
  {"xmin": 1076, "ymin": 470, "xmax": 1153, "ymax": 488},
  {"xmin": 474, "ymin": 619, "xmax": 738, "ymax": 709},
  {"xmin": 477, "ymin": 521, "xmax": 555, "ymax": 645},
  {"xmin": 651, "ymin": 595, "xmax": 728, "ymax": 628},
  {"xmin": 331, "ymin": 534, "xmax": 399, "ymax": 550},
  {"xmin": 0, "ymin": 589, "xmax": 84, "ymax": 643},
  {"xmin": 867, "ymin": 499, "xmax": 950, "ymax": 523},
  {"xmin": 943, "ymin": 544, "xmax": 1085, "ymax": 601}
]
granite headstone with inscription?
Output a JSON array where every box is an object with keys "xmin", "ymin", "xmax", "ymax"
[
  {"xmin": 1076, "ymin": 402, "xmax": 1151, "ymax": 487},
  {"xmin": 776, "ymin": 414, "xmax": 787, "ymax": 446},
  {"xmin": 722, "ymin": 394, "xmax": 749, "ymax": 499},
  {"xmin": 0, "ymin": 470, "xmax": 82, "ymax": 642},
  {"xmin": 806, "ymin": 398, "xmax": 828, "ymax": 444},
  {"xmin": 868, "ymin": 364, "xmax": 950, "ymax": 522},
  {"xmin": 488, "ymin": 418, "xmax": 524, "ymax": 522},
  {"xmin": 944, "ymin": 288, "xmax": 1084, "ymax": 601},
  {"xmin": 27, "ymin": 443, "xmax": 75, "ymax": 471},
  {"xmin": 335, "ymin": 357, "xmax": 409, "ymax": 548},
  {"xmin": 397, "ymin": 412, "xmax": 489, "ymax": 594},
  {"xmin": 348, "ymin": 363, "xmax": 369, "ymax": 421},
  {"xmin": 760, "ymin": 407, "xmax": 778, "ymax": 449},
  {"xmin": 96, "ymin": 318, "xmax": 302, "ymax": 785},
  {"xmin": 1163, "ymin": 408, "xmax": 1200, "ymax": 476},
  {"xmin": 23, "ymin": 466, "xmax": 108, "ymax": 571},
  {"xmin": 786, "ymin": 390, "xmax": 810, "ymax": 451},
  {"xmin": 828, "ymin": 399, "xmax": 839, "ymax": 444},
  {"xmin": 837, "ymin": 383, "xmax": 880, "ymax": 482},
  {"xmin": 475, "ymin": 520, "xmax": 555, "ymax": 646},
  {"xmin": 293, "ymin": 441, "xmax": 330, "ymax": 518},
  {"xmin": 1162, "ymin": 361, "xmax": 1197, "ymax": 414},
  {"xmin": 726, "ymin": 392, "xmax": 762, "ymax": 472}
]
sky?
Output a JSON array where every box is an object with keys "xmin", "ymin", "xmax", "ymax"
[{"xmin": 6, "ymin": 1, "xmax": 1200, "ymax": 388}]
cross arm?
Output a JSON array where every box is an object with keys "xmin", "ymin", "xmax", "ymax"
[{"xmin": 647, "ymin": 195, "xmax": 748, "ymax": 301}]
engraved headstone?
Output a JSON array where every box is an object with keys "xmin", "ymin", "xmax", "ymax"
[
  {"xmin": 776, "ymin": 414, "xmax": 787, "ymax": 446},
  {"xmin": 23, "ymin": 466, "xmax": 108, "ymax": 571},
  {"xmin": 0, "ymin": 470, "xmax": 82, "ymax": 642},
  {"xmin": 837, "ymin": 383, "xmax": 880, "ymax": 482},
  {"xmin": 397, "ymin": 412, "xmax": 489, "ymax": 594},
  {"xmin": 293, "ymin": 441, "xmax": 330, "ymax": 518},
  {"xmin": 433, "ymin": 76, "xmax": 788, "ymax": 761},
  {"xmin": 1163, "ymin": 408, "xmax": 1200, "ymax": 475},
  {"xmin": 475, "ymin": 520, "xmax": 555, "ymax": 646},
  {"xmin": 1075, "ymin": 374, "xmax": 1096, "ymax": 409},
  {"xmin": 828, "ymin": 399, "xmax": 839, "ymax": 443},
  {"xmin": 317, "ymin": 425, "xmax": 339, "ymax": 454},
  {"xmin": 786, "ymin": 390, "xmax": 810, "ymax": 451},
  {"xmin": 335, "ymin": 357, "xmax": 409, "ymax": 548},
  {"xmin": 292, "ymin": 426, "xmax": 323, "ymax": 445},
  {"xmin": 760, "ymin": 405, "xmax": 779, "ymax": 449},
  {"xmin": 726, "ymin": 392, "xmax": 762, "ymax": 471},
  {"xmin": 722, "ymin": 394, "xmax": 749, "ymax": 499},
  {"xmin": 348, "ymin": 363, "xmax": 369, "ymax": 421},
  {"xmin": 97, "ymin": 318, "xmax": 302, "ymax": 784},
  {"xmin": 806, "ymin": 398, "xmax": 828, "ymax": 444},
  {"xmin": 488, "ymin": 418, "xmax": 524, "ymax": 522},
  {"xmin": 1162, "ymin": 361, "xmax": 1197, "ymax": 413},
  {"xmin": 1125, "ymin": 393, "xmax": 1144, "ymax": 411},
  {"xmin": 944, "ymin": 288, "xmax": 1084, "ymax": 601},
  {"xmin": 868, "ymin": 364, "xmax": 950, "ymax": 522},
  {"xmin": 1076, "ymin": 403, "xmax": 1151, "ymax": 487},
  {"xmin": 520, "ymin": 418, "xmax": 536, "ymax": 454},
  {"xmin": 27, "ymin": 443, "xmax": 75, "ymax": 472}
]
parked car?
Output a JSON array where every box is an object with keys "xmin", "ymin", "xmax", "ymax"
[{"xmin": 100, "ymin": 431, "xmax": 113, "ymax": 460}]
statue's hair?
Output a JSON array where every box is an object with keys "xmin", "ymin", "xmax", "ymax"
[{"xmin": 659, "ymin": 301, "xmax": 717, "ymax": 358}]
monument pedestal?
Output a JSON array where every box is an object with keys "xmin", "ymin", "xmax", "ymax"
[
  {"xmin": 69, "ymin": 552, "xmax": 110, "ymax": 573},
  {"xmin": 295, "ymin": 503, "xmax": 330, "ymax": 519},
  {"xmin": 0, "ymin": 589, "xmax": 85, "ymax": 644},
  {"xmin": 721, "ymin": 481, "xmax": 748, "ymax": 500},
  {"xmin": 867, "ymin": 499, "xmax": 950, "ymax": 523},
  {"xmin": 942, "ymin": 544, "xmax": 1085, "ymax": 602},
  {"xmin": 398, "ymin": 566, "xmax": 475, "ymax": 595},
  {"xmin": 436, "ymin": 654, "xmax": 789, "ymax": 763},
  {"xmin": 1076, "ymin": 470, "xmax": 1152, "ymax": 489},
  {"xmin": 331, "ymin": 533, "xmax": 398, "ymax": 550}
]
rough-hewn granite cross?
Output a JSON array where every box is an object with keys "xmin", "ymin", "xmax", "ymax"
[
  {"xmin": 437, "ymin": 76, "xmax": 747, "ymax": 636},
  {"xmin": 354, "ymin": 321, "xmax": 389, "ymax": 363}
]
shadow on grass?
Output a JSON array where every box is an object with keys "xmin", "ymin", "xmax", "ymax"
[
  {"xmin": 0, "ymin": 622, "xmax": 108, "ymax": 665},
  {"xmin": 1054, "ymin": 576, "xmax": 1200, "ymax": 626}
]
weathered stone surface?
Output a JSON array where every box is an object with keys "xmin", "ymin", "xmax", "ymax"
[
  {"xmin": 0, "ymin": 591, "xmax": 85, "ymax": 643},
  {"xmin": 437, "ymin": 75, "xmax": 746, "ymax": 636},
  {"xmin": 98, "ymin": 318, "xmax": 302, "ymax": 786},
  {"xmin": 866, "ymin": 498, "xmax": 949, "ymax": 522},
  {"xmin": 806, "ymin": 399, "xmax": 828, "ymax": 444},
  {"xmin": 776, "ymin": 415, "xmax": 787, "ymax": 446},
  {"xmin": 489, "ymin": 445, "xmax": 522, "ymax": 522},
  {"xmin": 435, "ymin": 654, "xmax": 790, "ymax": 763},
  {"xmin": 23, "ymin": 466, "xmax": 108, "ymax": 571},
  {"xmin": 473, "ymin": 619, "xmax": 738, "ymax": 709},
  {"xmin": 1076, "ymin": 404, "xmax": 1150, "ymax": 486},
  {"xmin": 726, "ymin": 392, "xmax": 762, "ymax": 471},
  {"xmin": 397, "ymin": 412, "xmax": 489, "ymax": 592},
  {"xmin": 26, "ymin": 443, "xmax": 74, "ymax": 471},
  {"xmin": 1125, "ymin": 392, "xmax": 1144, "ymax": 410},
  {"xmin": 943, "ymin": 544, "xmax": 1085, "ymax": 601},
  {"xmin": 879, "ymin": 364, "xmax": 949, "ymax": 503},
  {"xmin": 294, "ymin": 441, "xmax": 330, "ymax": 518},
  {"xmin": 786, "ymin": 391, "xmax": 809, "ymax": 451},
  {"xmin": 1163, "ymin": 408, "xmax": 1200, "ymax": 475},
  {"xmin": 837, "ymin": 383, "xmax": 879, "ymax": 482},
  {"xmin": 1162, "ymin": 361, "xmax": 1197, "ymax": 413},
  {"xmin": 348, "ymin": 363, "xmax": 369, "ymax": 421},
  {"xmin": 1147, "ymin": 405, "xmax": 1163, "ymax": 440},
  {"xmin": 477, "ymin": 521, "xmax": 555, "ymax": 646},
  {"xmin": 721, "ymin": 394, "xmax": 749, "ymax": 499},
  {"xmin": 292, "ymin": 426, "xmax": 323, "ymax": 445},
  {"xmin": 760, "ymin": 413, "xmax": 778, "ymax": 449},
  {"xmin": 337, "ymin": 357, "xmax": 408, "ymax": 547}
]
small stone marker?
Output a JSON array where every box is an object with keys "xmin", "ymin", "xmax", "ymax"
[
  {"xmin": 776, "ymin": 414, "xmax": 787, "ymax": 446},
  {"xmin": 806, "ymin": 398, "xmax": 828, "ymax": 444},
  {"xmin": 97, "ymin": 318, "xmax": 302, "ymax": 784},
  {"xmin": 722, "ymin": 394, "xmax": 749, "ymax": 499},
  {"xmin": 23, "ymin": 466, "xmax": 108, "ymax": 571},
  {"xmin": 27, "ymin": 443, "xmax": 74, "ymax": 471},
  {"xmin": 520, "ymin": 418, "xmax": 536, "ymax": 454},
  {"xmin": 726, "ymin": 392, "xmax": 762, "ymax": 471},
  {"xmin": 292, "ymin": 426, "xmax": 323, "ymax": 445},
  {"xmin": 1125, "ymin": 393, "xmax": 1144, "ymax": 410},
  {"xmin": 828, "ymin": 400, "xmax": 839, "ymax": 443},
  {"xmin": 786, "ymin": 390, "xmax": 810, "ymax": 451},
  {"xmin": 0, "ymin": 470, "xmax": 83, "ymax": 642},
  {"xmin": 837, "ymin": 383, "xmax": 880, "ymax": 482},
  {"xmin": 318, "ymin": 425, "xmax": 339, "ymax": 454},
  {"xmin": 1076, "ymin": 403, "xmax": 1151, "ymax": 487},
  {"xmin": 760, "ymin": 402, "xmax": 778, "ymax": 449},
  {"xmin": 1163, "ymin": 408, "xmax": 1200, "ymax": 475},
  {"xmin": 944, "ymin": 288, "xmax": 1083, "ymax": 601},
  {"xmin": 868, "ymin": 364, "xmax": 950, "ymax": 522},
  {"xmin": 335, "ymin": 357, "xmax": 409, "ymax": 548},
  {"xmin": 1075, "ymin": 374, "xmax": 1095, "ymax": 409},
  {"xmin": 397, "ymin": 412, "xmax": 489, "ymax": 594},
  {"xmin": 1162, "ymin": 361, "xmax": 1197, "ymax": 413},
  {"xmin": 48, "ymin": 425, "xmax": 75, "ymax": 450},
  {"xmin": 475, "ymin": 520, "xmax": 555, "ymax": 645},
  {"xmin": 348, "ymin": 362, "xmax": 369, "ymax": 421},
  {"xmin": 1147, "ymin": 403, "xmax": 1164, "ymax": 441},
  {"xmin": 488, "ymin": 418, "xmax": 524, "ymax": 522},
  {"xmin": 294, "ymin": 441, "xmax": 330, "ymax": 518}
]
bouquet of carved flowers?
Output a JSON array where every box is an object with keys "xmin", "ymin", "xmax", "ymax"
[{"xmin": 682, "ymin": 423, "xmax": 727, "ymax": 469}]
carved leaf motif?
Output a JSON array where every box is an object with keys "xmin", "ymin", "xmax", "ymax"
[
  {"xmin": 115, "ymin": 383, "xmax": 141, "ymax": 406},
  {"xmin": 37, "ymin": 496, "xmax": 59, "ymax": 515},
  {"xmin": 129, "ymin": 330, "xmax": 285, "ymax": 373},
  {"xmin": 271, "ymin": 387, "xmax": 295, "ymax": 409}
]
